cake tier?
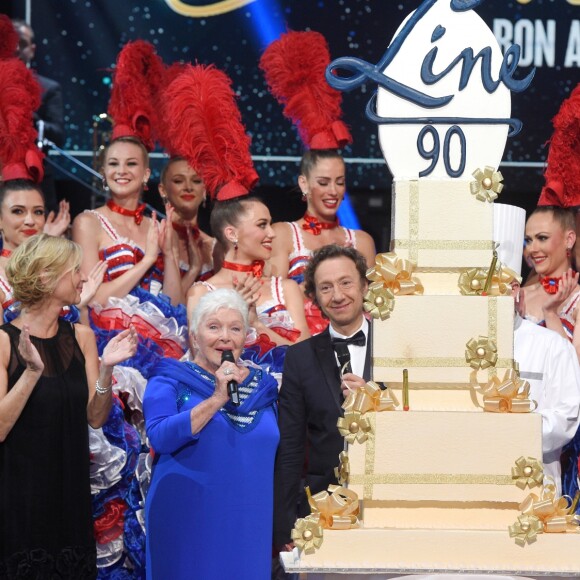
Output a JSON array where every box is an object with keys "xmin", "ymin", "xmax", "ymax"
[
  {"xmin": 391, "ymin": 179, "xmax": 495, "ymax": 295},
  {"xmin": 372, "ymin": 295, "xmax": 514, "ymax": 406},
  {"xmin": 347, "ymin": 411, "xmax": 542, "ymax": 508},
  {"xmin": 282, "ymin": 528, "xmax": 580, "ymax": 575}
]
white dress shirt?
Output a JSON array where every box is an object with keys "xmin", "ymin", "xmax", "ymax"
[
  {"xmin": 328, "ymin": 317, "xmax": 369, "ymax": 378},
  {"xmin": 514, "ymin": 314, "xmax": 580, "ymax": 493}
]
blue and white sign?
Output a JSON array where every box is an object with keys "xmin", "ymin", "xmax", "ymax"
[{"xmin": 327, "ymin": 0, "xmax": 535, "ymax": 180}]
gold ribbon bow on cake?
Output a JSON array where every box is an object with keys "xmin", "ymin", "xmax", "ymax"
[
  {"xmin": 337, "ymin": 382, "xmax": 398, "ymax": 444},
  {"xmin": 470, "ymin": 166, "xmax": 504, "ymax": 202},
  {"xmin": 509, "ymin": 479, "xmax": 580, "ymax": 545},
  {"xmin": 291, "ymin": 515, "xmax": 324, "ymax": 554},
  {"xmin": 337, "ymin": 410, "xmax": 372, "ymax": 444},
  {"xmin": 290, "ymin": 485, "xmax": 360, "ymax": 554},
  {"xmin": 334, "ymin": 451, "xmax": 350, "ymax": 485},
  {"xmin": 342, "ymin": 381, "xmax": 399, "ymax": 414},
  {"xmin": 512, "ymin": 456, "xmax": 544, "ymax": 490},
  {"xmin": 481, "ymin": 369, "xmax": 536, "ymax": 413},
  {"xmin": 366, "ymin": 253, "xmax": 424, "ymax": 296},
  {"xmin": 459, "ymin": 264, "xmax": 520, "ymax": 297},
  {"xmin": 465, "ymin": 336, "xmax": 498, "ymax": 370},
  {"xmin": 363, "ymin": 253, "xmax": 423, "ymax": 321},
  {"xmin": 307, "ymin": 485, "xmax": 359, "ymax": 530}
]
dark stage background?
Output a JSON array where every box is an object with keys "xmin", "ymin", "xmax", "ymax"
[{"xmin": 5, "ymin": 0, "xmax": 580, "ymax": 251}]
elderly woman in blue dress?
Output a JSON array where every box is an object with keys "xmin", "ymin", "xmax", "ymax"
[{"xmin": 144, "ymin": 288, "xmax": 279, "ymax": 580}]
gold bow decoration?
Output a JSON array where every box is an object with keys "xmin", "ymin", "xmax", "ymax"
[
  {"xmin": 334, "ymin": 451, "xmax": 350, "ymax": 485},
  {"xmin": 363, "ymin": 252, "xmax": 424, "ymax": 321},
  {"xmin": 363, "ymin": 285, "xmax": 395, "ymax": 321},
  {"xmin": 458, "ymin": 264, "xmax": 520, "ymax": 297},
  {"xmin": 307, "ymin": 484, "xmax": 360, "ymax": 530},
  {"xmin": 337, "ymin": 410, "xmax": 372, "ymax": 444},
  {"xmin": 519, "ymin": 479, "xmax": 580, "ymax": 535},
  {"xmin": 366, "ymin": 253, "xmax": 424, "ymax": 296},
  {"xmin": 512, "ymin": 456, "xmax": 544, "ymax": 490},
  {"xmin": 291, "ymin": 515, "xmax": 324, "ymax": 554},
  {"xmin": 482, "ymin": 369, "xmax": 536, "ymax": 413},
  {"xmin": 291, "ymin": 484, "xmax": 360, "ymax": 554},
  {"xmin": 458, "ymin": 268, "xmax": 488, "ymax": 295},
  {"xmin": 465, "ymin": 336, "xmax": 498, "ymax": 370},
  {"xmin": 489, "ymin": 264, "xmax": 521, "ymax": 296},
  {"xmin": 508, "ymin": 513, "xmax": 543, "ymax": 546},
  {"xmin": 342, "ymin": 381, "xmax": 399, "ymax": 414},
  {"xmin": 470, "ymin": 166, "xmax": 504, "ymax": 202}
]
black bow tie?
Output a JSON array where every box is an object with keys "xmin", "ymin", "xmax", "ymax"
[{"xmin": 331, "ymin": 329, "xmax": 366, "ymax": 347}]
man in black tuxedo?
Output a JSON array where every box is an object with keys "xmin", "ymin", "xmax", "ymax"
[
  {"xmin": 13, "ymin": 19, "xmax": 64, "ymax": 212},
  {"xmin": 273, "ymin": 244, "xmax": 371, "ymax": 556}
]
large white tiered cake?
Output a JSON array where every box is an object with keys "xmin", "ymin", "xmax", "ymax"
[{"xmin": 283, "ymin": 0, "xmax": 580, "ymax": 576}]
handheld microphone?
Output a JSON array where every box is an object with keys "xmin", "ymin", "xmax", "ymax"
[{"xmin": 220, "ymin": 350, "xmax": 240, "ymax": 406}]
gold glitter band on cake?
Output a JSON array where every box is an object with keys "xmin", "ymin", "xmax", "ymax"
[
  {"xmin": 373, "ymin": 357, "xmax": 513, "ymax": 368},
  {"xmin": 393, "ymin": 239, "xmax": 495, "ymax": 251},
  {"xmin": 349, "ymin": 472, "xmax": 515, "ymax": 486},
  {"xmin": 363, "ymin": 413, "xmax": 376, "ymax": 499}
]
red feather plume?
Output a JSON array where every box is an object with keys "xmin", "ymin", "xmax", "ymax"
[
  {"xmin": 259, "ymin": 30, "xmax": 351, "ymax": 150},
  {"xmin": 158, "ymin": 63, "xmax": 258, "ymax": 201},
  {"xmin": 0, "ymin": 14, "xmax": 19, "ymax": 60},
  {"xmin": 108, "ymin": 40, "xmax": 165, "ymax": 151},
  {"xmin": 538, "ymin": 82, "xmax": 580, "ymax": 208},
  {"xmin": 0, "ymin": 58, "xmax": 44, "ymax": 182}
]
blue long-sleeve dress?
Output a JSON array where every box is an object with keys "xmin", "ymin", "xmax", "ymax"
[{"xmin": 143, "ymin": 358, "xmax": 279, "ymax": 580}]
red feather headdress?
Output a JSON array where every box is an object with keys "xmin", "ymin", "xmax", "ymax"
[
  {"xmin": 0, "ymin": 15, "xmax": 19, "ymax": 60},
  {"xmin": 158, "ymin": 63, "xmax": 258, "ymax": 201},
  {"xmin": 537, "ymin": 82, "xmax": 580, "ymax": 208},
  {"xmin": 108, "ymin": 40, "xmax": 165, "ymax": 151},
  {"xmin": 0, "ymin": 57, "xmax": 44, "ymax": 182},
  {"xmin": 259, "ymin": 30, "xmax": 352, "ymax": 150}
]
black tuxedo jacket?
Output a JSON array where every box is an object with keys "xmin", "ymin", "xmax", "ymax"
[{"xmin": 273, "ymin": 325, "xmax": 370, "ymax": 546}]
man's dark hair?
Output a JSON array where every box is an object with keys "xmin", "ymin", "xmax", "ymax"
[{"xmin": 304, "ymin": 244, "xmax": 368, "ymax": 307}]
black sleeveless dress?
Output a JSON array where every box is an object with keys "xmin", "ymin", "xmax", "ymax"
[{"xmin": 0, "ymin": 320, "xmax": 96, "ymax": 579}]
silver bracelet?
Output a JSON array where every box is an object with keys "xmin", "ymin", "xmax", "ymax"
[{"xmin": 95, "ymin": 378, "xmax": 112, "ymax": 396}]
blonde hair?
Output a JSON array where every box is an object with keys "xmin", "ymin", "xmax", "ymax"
[{"xmin": 6, "ymin": 234, "xmax": 82, "ymax": 307}]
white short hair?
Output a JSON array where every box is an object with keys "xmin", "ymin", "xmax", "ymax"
[{"xmin": 190, "ymin": 288, "xmax": 249, "ymax": 334}]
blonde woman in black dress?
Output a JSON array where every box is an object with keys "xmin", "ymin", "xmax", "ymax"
[{"xmin": 0, "ymin": 234, "xmax": 137, "ymax": 579}]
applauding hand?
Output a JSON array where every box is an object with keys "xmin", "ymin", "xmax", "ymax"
[
  {"xmin": 43, "ymin": 200, "xmax": 71, "ymax": 237},
  {"xmin": 18, "ymin": 325, "xmax": 44, "ymax": 374},
  {"xmin": 101, "ymin": 326, "xmax": 138, "ymax": 368}
]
